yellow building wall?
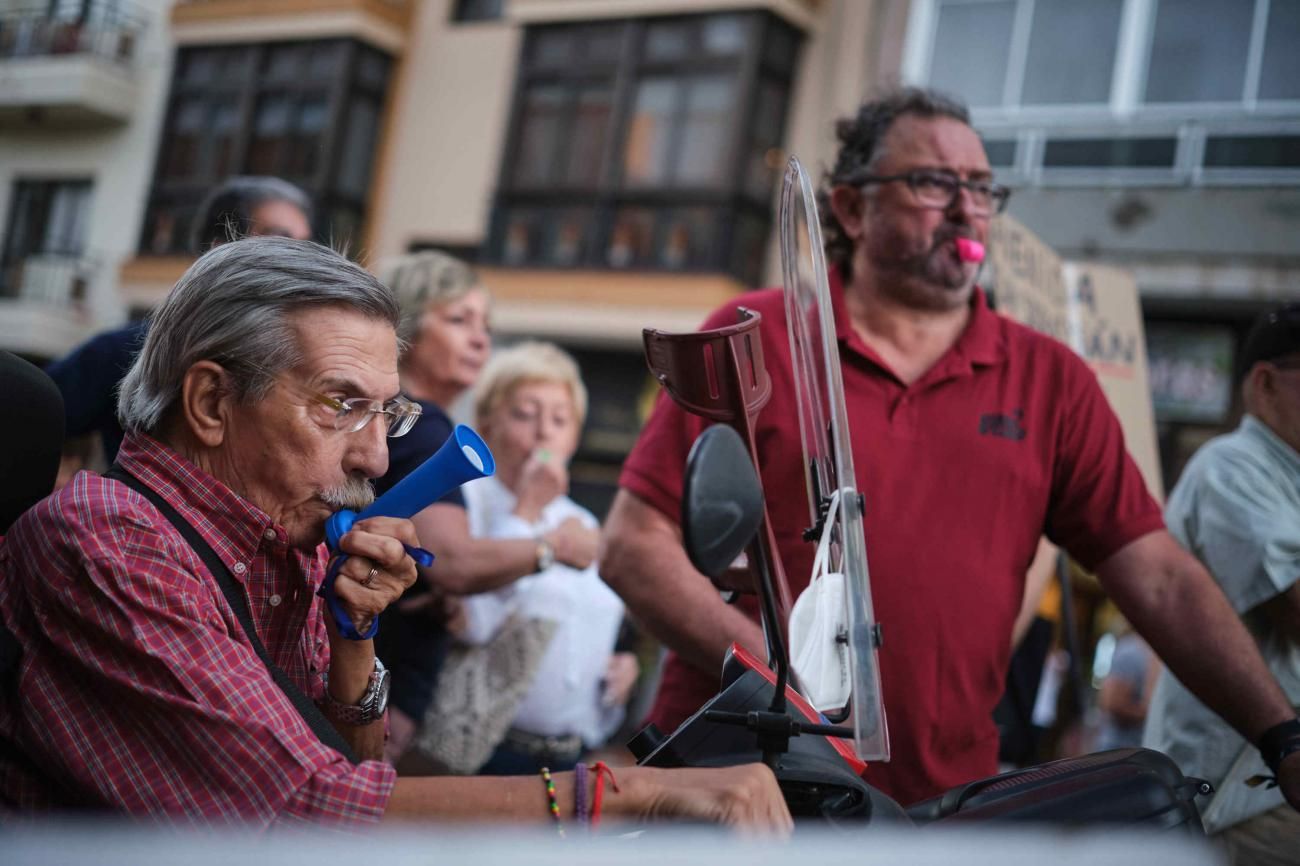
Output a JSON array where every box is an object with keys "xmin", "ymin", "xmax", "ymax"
[{"xmin": 365, "ymin": 0, "xmax": 521, "ymax": 262}]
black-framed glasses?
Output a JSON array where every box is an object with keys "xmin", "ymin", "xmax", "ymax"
[
  {"xmin": 309, "ymin": 392, "xmax": 422, "ymax": 438},
  {"xmin": 853, "ymin": 169, "xmax": 1011, "ymax": 215}
]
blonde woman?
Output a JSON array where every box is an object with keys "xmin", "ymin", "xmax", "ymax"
[
  {"xmin": 457, "ymin": 341, "xmax": 638, "ymax": 774},
  {"xmin": 375, "ymin": 254, "xmax": 597, "ymax": 763}
]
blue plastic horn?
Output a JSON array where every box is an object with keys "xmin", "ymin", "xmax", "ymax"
[{"xmin": 320, "ymin": 424, "xmax": 495, "ymax": 640}]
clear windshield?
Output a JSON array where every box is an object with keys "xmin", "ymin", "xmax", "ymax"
[{"xmin": 779, "ymin": 157, "xmax": 890, "ymax": 762}]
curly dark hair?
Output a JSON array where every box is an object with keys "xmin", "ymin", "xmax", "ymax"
[{"xmin": 817, "ymin": 87, "xmax": 971, "ymax": 279}]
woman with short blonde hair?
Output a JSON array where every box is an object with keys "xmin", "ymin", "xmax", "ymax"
[{"xmin": 473, "ymin": 340, "xmax": 589, "ymax": 431}]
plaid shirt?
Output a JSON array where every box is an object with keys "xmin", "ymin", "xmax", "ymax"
[{"xmin": 0, "ymin": 433, "xmax": 395, "ymax": 825}]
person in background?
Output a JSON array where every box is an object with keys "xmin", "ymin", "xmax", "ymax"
[
  {"xmin": 45, "ymin": 176, "xmax": 313, "ymax": 463},
  {"xmin": 1145, "ymin": 301, "xmax": 1300, "ymax": 864},
  {"xmin": 0, "ymin": 352, "xmax": 64, "ymax": 534},
  {"xmin": 375, "ymin": 253, "xmax": 599, "ymax": 763},
  {"xmin": 449, "ymin": 341, "xmax": 637, "ymax": 775},
  {"xmin": 1094, "ymin": 625, "xmax": 1157, "ymax": 752}
]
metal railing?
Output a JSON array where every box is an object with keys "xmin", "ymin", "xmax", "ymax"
[
  {"xmin": 0, "ymin": 253, "xmax": 96, "ymax": 308},
  {"xmin": 0, "ymin": 1, "xmax": 148, "ymax": 65}
]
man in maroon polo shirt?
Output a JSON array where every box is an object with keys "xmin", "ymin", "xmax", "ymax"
[{"xmin": 600, "ymin": 87, "xmax": 1300, "ymax": 810}]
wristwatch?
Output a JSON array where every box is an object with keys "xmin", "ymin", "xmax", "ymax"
[
  {"xmin": 1258, "ymin": 717, "xmax": 1300, "ymax": 774},
  {"xmin": 535, "ymin": 538, "xmax": 556, "ymax": 572},
  {"xmin": 324, "ymin": 658, "xmax": 390, "ymax": 726}
]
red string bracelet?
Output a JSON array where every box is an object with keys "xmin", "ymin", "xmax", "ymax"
[{"xmin": 590, "ymin": 761, "xmax": 620, "ymax": 831}]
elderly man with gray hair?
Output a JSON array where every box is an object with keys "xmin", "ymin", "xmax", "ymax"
[{"xmin": 0, "ymin": 237, "xmax": 788, "ymax": 831}]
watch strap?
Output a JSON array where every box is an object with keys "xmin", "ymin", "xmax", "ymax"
[
  {"xmin": 535, "ymin": 538, "xmax": 556, "ymax": 572},
  {"xmin": 1259, "ymin": 717, "xmax": 1300, "ymax": 775},
  {"xmin": 323, "ymin": 659, "xmax": 389, "ymax": 727}
]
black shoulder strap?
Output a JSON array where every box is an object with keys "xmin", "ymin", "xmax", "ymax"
[
  {"xmin": 103, "ymin": 465, "xmax": 358, "ymax": 764},
  {"xmin": 0, "ymin": 620, "xmax": 19, "ymax": 684}
]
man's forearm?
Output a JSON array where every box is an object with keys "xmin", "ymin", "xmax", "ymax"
[
  {"xmin": 1099, "ymin": 532, "xmax": 1295, "ymax": 743},
  {"xmin": 600, "ymin": 491, "xmax": 766, "ymax": 674},
  {"xmin": 324, "ymin": 627, "xmax": 386, "ymax": 761},
  {"xmin": 383, "ymin": 763, "xmax": 792, "ymax": 832}
]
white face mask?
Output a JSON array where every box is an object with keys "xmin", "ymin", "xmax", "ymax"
[{"xmin": 788, "ymin": 489, "xmax": 852, "ymax": 712}]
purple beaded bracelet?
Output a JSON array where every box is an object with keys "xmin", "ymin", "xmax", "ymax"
[{"xmin": 574, "ymin": 762, "xmax": 589, "ymax": 828}]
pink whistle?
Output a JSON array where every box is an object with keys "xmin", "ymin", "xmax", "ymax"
[{"xmin": 955, "ymin": 237, "xmax": 985, "ymax": 263}]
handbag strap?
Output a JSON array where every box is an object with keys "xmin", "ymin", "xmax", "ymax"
[{"xmin": 103, "ymin": 465, "xmax": 358, "ymax": 764}]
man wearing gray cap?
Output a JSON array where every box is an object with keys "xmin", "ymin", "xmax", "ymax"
[{"xmin": 1145, "ymin": 302, "xmax": 1300, "ymax": 865}]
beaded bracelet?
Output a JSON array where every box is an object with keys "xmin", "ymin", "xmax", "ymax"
[
  {"xmin": 540, "ymin": 766, "xmax": 565, "ymax": 838},
  {"xmin": 574, "ymin": 762, "xmax": 589, "ymax": 828}
]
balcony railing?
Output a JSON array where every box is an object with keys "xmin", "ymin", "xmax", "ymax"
[
  {"xmin": 0, "ymin": 254, "xmax": 95, "ymax": 308},
  {"xmin": 0, "ymin": 1, "xmax": 147, "ymax": 66}
]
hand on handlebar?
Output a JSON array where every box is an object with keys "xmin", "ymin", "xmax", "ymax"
[{"xmin": 614, "ymin": 764, "xmax": 792, "ymax": 836}]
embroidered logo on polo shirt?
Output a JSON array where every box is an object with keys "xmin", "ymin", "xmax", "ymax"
[{"xmin": 979, "ymin": 409, "xmax": 1026, "ymax": 441}]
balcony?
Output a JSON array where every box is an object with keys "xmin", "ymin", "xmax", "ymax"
[
  {"xmin": 0, "ymin": 3, "xmax": 148, "ymax": 128},
  {"xmin": 171, "ymin": 0, "xmax": 412, "ymax": 54},
  {"xmin": 0, "ymin": 254, "xmax": 103, "ymax": 360}
]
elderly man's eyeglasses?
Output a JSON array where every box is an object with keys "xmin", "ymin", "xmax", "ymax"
[
  {"xmin": 855, "ymin": 170, "xmax": 1011, "ymax": 215},
  {"xmin": 309, "ymin": 392, "xmax": 422, "ymax": 438}
]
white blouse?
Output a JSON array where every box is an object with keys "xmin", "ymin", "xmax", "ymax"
[{"xmin": 459, "ymin": 475, "xmax": 626, "ymax": 746}]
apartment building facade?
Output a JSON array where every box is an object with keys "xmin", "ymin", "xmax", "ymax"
[
  {"xmin": 0, "ymin": 0, "xmax": 173, "ymax": 360},
  {"xmin": 6, "ymin": 0, "xmax": 1294, "ymax": 503}
]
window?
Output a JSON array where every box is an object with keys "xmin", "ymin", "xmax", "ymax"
[
  {"xmin": 1, "ymin": 179, "xmax": 93, "ymax": 300},
  {"xmin": 1144, "ymin": 0, "xmax": 1254, "ymax": 104},
  {"xmin": 1203, "ymin": 134, "xmax": 1300, "ymax": 168},
  {"xmin": 913, "ymin": 0, "xmax": 1300, "ymax": 112},
  {"xmin": 451, "ymin": 0, "xmax": 504, "ymax": 23},
  {"xmin": 923, "ymin": 0, "xmax": 1124, "ymax": 108},
  {"xmin": 1021, "ymin": 0, "xmax": 1122, "ymax": 105},
  {"xmin": 982, "ymin": 139, "xmax": 1017, "ymax": 167},
  {"xmin": 141, "ymin": 39, "xmax": 392, "ymax": 255},
  {"xmin": 908, "ymin": 0, "xmax": 1300, "ymax": 184},
  {"xmin": 489, "ymin": 12, "xmax": 801, "ymax": 284},
  {"xmin": 1260, "ymin": 0, "xmax": 1300, "ymax": 100},
  {"xmin": 1042, "ymin": 137, "xmax": 1177, "ymax": 168}
]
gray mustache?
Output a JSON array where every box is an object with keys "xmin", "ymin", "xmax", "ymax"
[{"xmin": 320, "ymin": 476, "xmax": 376, "ymax": 511}]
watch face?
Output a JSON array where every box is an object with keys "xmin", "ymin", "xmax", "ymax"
[
  {"xmin": 373, "ymin": 667, "xmax": 391, "ymax": 716},
  {"xmin": 537, "ymin": 541, "xmax": 556, "ymax": 571}
]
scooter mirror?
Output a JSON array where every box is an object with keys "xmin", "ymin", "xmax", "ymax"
[{"xmin": 681, "ymin": 425, "xmax": 765, "ymax": 580}]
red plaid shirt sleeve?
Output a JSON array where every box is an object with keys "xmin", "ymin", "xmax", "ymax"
[{"xmin": 0, "ymin": 466, "xmax": 395, "ymax": 825}]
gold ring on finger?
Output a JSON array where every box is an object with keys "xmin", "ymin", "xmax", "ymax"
[{"xmin": 362, "ymin": 565, "xmax": 380, "ymax": 588}]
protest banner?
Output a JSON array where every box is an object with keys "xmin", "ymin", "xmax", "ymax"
[{"xmin": 987, "ymin": 217, "xmax": 1164, "ymax": 500}]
